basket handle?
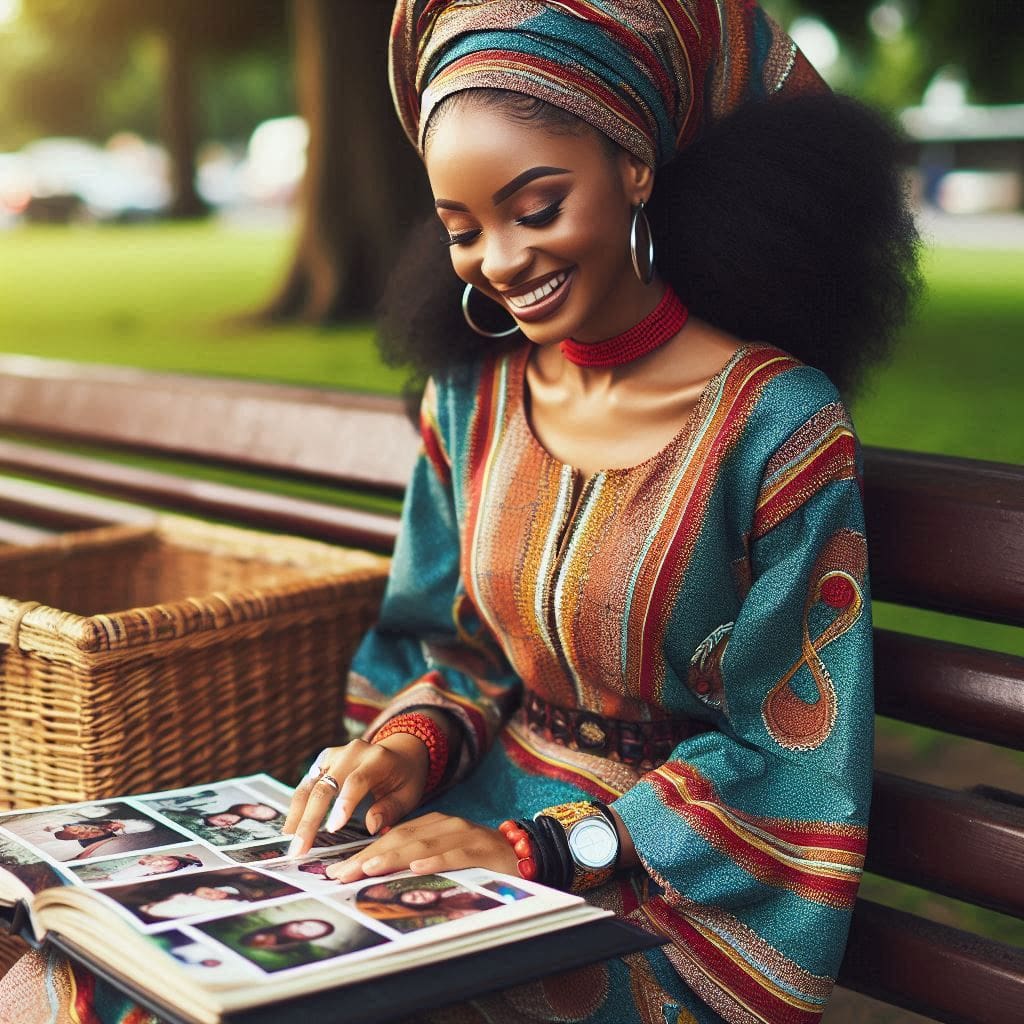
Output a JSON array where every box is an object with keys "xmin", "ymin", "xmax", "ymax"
[{"xmin": 2, "ymin": 601, "xmax": 41, "ymax": 652}]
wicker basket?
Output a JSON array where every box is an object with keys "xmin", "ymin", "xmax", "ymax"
[{"xmin": 0, "ymin": 517, "xmax": 389, "ymax": 810}]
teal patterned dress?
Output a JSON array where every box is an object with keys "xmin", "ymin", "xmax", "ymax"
[{"xmin": 345, "ymin": 343, "xmax": 874, "ymax": 1024}]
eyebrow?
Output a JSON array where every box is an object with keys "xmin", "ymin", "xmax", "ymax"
[{"xmin": 434, "ymin": 166, "xmax": 572, "ymax": 213}]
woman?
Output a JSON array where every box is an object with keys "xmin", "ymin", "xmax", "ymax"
[
  {"xmin": 280, "ymin": 2, "xmax": 917, "ymax": 1022},
  {"xmin": 0, "ymin": 2, "xmax": 917, "ymax": 1021},
  {"xmin": 239, "ymin": 919, "xmax": 335, "ymax": 950}
]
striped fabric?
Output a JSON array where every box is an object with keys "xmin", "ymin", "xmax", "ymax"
[
  {"xmin": 345, "ymin": 342, "xmax": 874, "ymax": 1023},
  {"xmin": 390, "ymin": 0, "xmax": 828, "ymax": 166}
]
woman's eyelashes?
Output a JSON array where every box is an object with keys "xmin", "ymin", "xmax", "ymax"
[{"xmin": 443, "ymin": 198, "xmax": 566, "ymax": 247}]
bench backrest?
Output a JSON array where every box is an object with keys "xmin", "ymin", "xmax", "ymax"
[{"xmin": 0, "ymin": 355, "xmax": 1021, "ymax": 1024}]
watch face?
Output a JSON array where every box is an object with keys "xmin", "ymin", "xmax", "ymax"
[{"xmin": 568, "ymin": 816, "xmax": 618, "ymax": 869}]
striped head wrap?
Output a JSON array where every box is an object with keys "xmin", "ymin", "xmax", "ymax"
[{"xmin": 390, "ymin": 0, "xmax": 827, "ymax": 168}]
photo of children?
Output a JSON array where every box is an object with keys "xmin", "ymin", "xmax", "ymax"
[
  {"xmin": 138, "ymin": 785, "xmax": 287, "ymax": 847},
  {"xmin": 0, "ymin": 834, "xmax": 68, "ymax": 895},
  {"xmin": 0, "ymin": 803, "xmax": 187, "ymax": 863},
  {"xmin": 147, "ymin": 929, "xmax": 257, "ymax": 984},
  {"xmin": 350, "ymin": 875, "xmax": 502, "ymax": 934},
  {"xmin": 100, "ymin": 867, "xmax": 302, "ymax": 925},
  {"xmin": 197, "ymin": 897, "xmax": 390, "ymax": 974},
  {"xmin": 67, "ymin": 844, "xmax": 226, "ymax": 885}
]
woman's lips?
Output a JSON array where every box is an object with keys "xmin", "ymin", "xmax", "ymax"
[{"xmin": 501, "ymin": 268, "xmax": 574, "ymax": 323}]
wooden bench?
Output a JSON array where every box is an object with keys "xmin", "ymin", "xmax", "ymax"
[{"xmin": 0, "ymin": 354, "xmax": 1021, "ymax": 1024}]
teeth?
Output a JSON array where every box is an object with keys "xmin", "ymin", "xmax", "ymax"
[{"xmin": 507, "ymin": 272, "xmax": 568, "ymax": 309}]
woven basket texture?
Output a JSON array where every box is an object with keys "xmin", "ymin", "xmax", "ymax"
[{"xmin": 0, "ymin": 517, "xmax": 389, "ymax": 810}]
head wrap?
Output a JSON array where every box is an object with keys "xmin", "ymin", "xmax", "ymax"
[{"xmin": 390, "ymin": 0, "xmax": 826, "ymax": 168}]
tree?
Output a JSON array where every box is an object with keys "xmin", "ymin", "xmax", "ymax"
[
  {"xmin": 258, "ymin": 0, "xmax": 431, "ymax": 323},
  {"xmin": 16, "ymin": 0, "xmax": 286, "ymax": 217}
]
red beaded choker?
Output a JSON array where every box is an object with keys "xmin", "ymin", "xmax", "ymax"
[{"xmin": 559, "ymin": 287, "xmax": 688, "ymax": 368}]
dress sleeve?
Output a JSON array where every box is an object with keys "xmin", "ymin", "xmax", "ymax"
[
  {"xmin": 609, "ymin": 399, "xmax": 873, "ymax": 1019},
  {"xmin": 343, "ymin": 377, "xmax": 522, "ymax": 780}
]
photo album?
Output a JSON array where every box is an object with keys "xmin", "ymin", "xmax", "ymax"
[{"xmin": 0, "ymin": 775, "xmax": 627, "ymax": 1024}]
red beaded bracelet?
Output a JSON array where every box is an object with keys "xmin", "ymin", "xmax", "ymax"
[
  {"xmin": 498, "ymin": 819, "xmax": 537, "ymax": 881},
  {"xmin": 373, "ymin": 712, "xmax": 449, "ymax": 793}
]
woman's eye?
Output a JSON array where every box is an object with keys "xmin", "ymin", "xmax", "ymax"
[
  {"xmin": 446, "ymin": 229, "xmax": 481, "ymax": 247},
  {"xmin": 517, "ymin": 201, "xmax": 563, "ymax": 227}
]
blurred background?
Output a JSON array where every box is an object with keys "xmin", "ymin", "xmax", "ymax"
[{"xmin": 0, "ymin": 3, "xmax": 1020, "ymax": 1010}]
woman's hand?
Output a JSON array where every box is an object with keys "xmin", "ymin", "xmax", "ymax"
[
  {"xmin": 282, "ymin": 733, "xmax": 431, "ymax": 858},
  {"xmin": 325, "ymin": 812, "xmax": 519, "ymax": 883}
]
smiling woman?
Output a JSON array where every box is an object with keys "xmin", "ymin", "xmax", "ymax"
[{"xmin": 0, "ymin": 2, "xmax": 921, "ymax": 1023}]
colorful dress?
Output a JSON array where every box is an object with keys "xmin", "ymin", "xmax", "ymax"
[
  {"xmin": 0, "ymin": 343, "xmax": 872, "ymax": 1024},
  {"xmin": 345, "ymin": 343, "xmax": 874, "ymax": 1024}
]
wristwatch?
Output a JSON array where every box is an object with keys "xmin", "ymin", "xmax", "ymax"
[{"xmin": 539, "ymin": 800, "xmax": 620, "ymax": 892}]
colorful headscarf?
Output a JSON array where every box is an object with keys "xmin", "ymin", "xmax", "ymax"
[{"xmin": 390, "ymin": 0, "xmax": 827, "ymax": 168}]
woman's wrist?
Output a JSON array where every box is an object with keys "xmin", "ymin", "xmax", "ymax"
[{"xmin": 372, "ymin": 711, "xmax": 450, "ymax": 793}]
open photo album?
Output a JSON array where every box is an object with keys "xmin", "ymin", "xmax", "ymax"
[{"xmin": 0, "ymin": 775, "xmax": 645, "ymax": 1024}]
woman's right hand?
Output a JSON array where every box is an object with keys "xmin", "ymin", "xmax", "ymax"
[{"xmin": 281, "ymin": 733, "xmax": 430, "ymax": 858}]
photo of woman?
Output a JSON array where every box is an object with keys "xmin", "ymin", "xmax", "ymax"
[
  {"xmin": 197, "ymin": 897, "xmax": 390, "ymax": 974},
  {"xmin": 139, "ymin": 786, "xmax": 288, "ymax": 847},
  {"xmin": 352, "ymin": 876, "xmax": 501, "ymax": 934}
]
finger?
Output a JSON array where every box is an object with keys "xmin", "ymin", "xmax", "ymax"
[
  {"xmin": 282, "ymin": 748, "xmax": 334, "ymax": 835},
  {"xmin": 364, "ymin": 791, "xmax": 413, "ymax": 835},
  {"xmin": 326, "ymin": 747, "xmax": 397, "ymax": 833},
  {"xmin": 288, "ymin": 769, "xmax": 350, "ymax": 857}
]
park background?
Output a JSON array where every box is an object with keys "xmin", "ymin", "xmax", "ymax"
[{"xmin": 0, "ymin": 2, "xmax": 1021, "ymax": 1019}]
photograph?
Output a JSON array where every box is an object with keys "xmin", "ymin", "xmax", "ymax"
[
  {"xmin": 197, "ymin": 897, "xmax": 390, "ymax": 974},
  {"xmin": 0, "ymin": 834, "xmax": 69, "ymax": 896},
  {"xmin": 349, "ymin": 875, "xmax": 502, "ymax": 934},
  {"xmin": 0, "ymin": 803, "xmax": 188, "ymax": 863},
  {"xmin": 99, "ymin": 867, "xmax": 302, "ymax": 926},
  {"xmin": 137, "ymin": 785, "xmax": 288, "ymax": 847},
  {"xmin": 66, "ymin": 844, "xmax": 228, "ymax": 885},
  {"xmin": 480, "ymin": 879, "xmax": 535, "ymax": 904},
  {"xmin": 146, "ymin": 928, "xmax": 258, "ymax": 985},
  {"xmin": 260, "ymin": 848, "xmax": 364, "ymax": 892}
]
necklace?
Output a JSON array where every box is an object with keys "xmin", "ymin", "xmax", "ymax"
[{"xmin": 559, "ymin": 287, "xmax": 688, "ymax": 369}]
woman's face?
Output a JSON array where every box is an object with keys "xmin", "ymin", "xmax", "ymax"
[
  {"xmin": 205, "ymin": 812, "xmax": 242, "ymax": 828},
  {"xmin": 426, "ymin": 101, "xmax": 655, "ymax": 347},
  {"xmin": 280, "ymin": 919, "xmax": 333, "ymax": 941},
  {"xmin": 235, "ymin": 803, "xmax": 279, "ymax": 822},
  {"xmin": 138, "ymin": 855, "xmax": 181, "ymax": 873},
  {"xmin": 398, "ymin": 888, "xmax": 441, "ymax": 907},
  {"xmin": 61, "ymin": 824, "xmax": 107, "ymax": 840}
]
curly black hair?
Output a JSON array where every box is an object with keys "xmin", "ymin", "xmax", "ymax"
[{"xmin": 376, "ymin": 90, "xmax": 922, "ymax": 400}]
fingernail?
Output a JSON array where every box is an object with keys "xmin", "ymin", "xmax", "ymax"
[
  {"xmin": 287, "ymin": 837, "xmax": 304, "ymax": 859},
  {"xmin": 366, "ymin": 812, "xmax": 381, "ymax": 835},
  {"xmin": 326, "ymin": 801, "xmax": 348, "ymax": 833},
  {"xmin": 363, "ymin": 857, "xmax": 381, "ymax": 872}
]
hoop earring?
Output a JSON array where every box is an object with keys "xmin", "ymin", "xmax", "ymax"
[
  {"xmin": 629, "ymin": 202, "xmax": 655, "ymax": 285},
  {"xmin": 461, "ymin": 283, "xmax": 520, "ymax": 338}
]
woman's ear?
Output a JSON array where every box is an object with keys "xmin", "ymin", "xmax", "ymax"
[{"xmin": 618, "ymin": 150, "xmax": 655, "ymax": 205}]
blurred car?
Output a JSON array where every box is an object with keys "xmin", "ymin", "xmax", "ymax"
[
  {"xmin": 241, "ymin": 116, "xmax": 308, "ymax": 206},
  {"xmin": 19, "ymin": 136, "xmax": 170, "ymax": 223},
  {"xmin": 0, "ymin": 153, "xmax": 32, "ymax": 226}
]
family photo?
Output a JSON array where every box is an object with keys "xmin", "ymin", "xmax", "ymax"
[
  {"xmin": 138, "ymin": 786, "xmax": 287, "ymax": 848},
  {"xmin": 0, "ymin": 803, "xmax": 187, "ymax": 863},
  {"xmin": 67, "ymin": 844, "xmax": 226, "ymax": 885}
]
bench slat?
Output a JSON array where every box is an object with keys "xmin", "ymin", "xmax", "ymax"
[
  {"xmin": 863, "ymin": 448, "xmax": 1024, "ymax": 627},
  {"xmin": 874, "ymin": 629, "xmax": 1024, "ymax": 750},
  {"xmin": 0, "ymin": 355, "xmax": 419, "ymax": 494},
  {"xmin": 866, "ymin": 772, "xmax": 1024, "ymax": 919},
  {"xmin": 0, "ymin": 447, "xmax": 400, "ymax": 552},
  {"xmin": 0, "ymin": 476, "xmax": 156, "ymax": 533},
  {"xmin": 838, "ymin": 898, "xmax": 1024, "ymax": 1024}
]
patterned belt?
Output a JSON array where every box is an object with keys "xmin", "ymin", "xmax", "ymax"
[{"xmin": 522, "ymin": 690, "xmax": 710, "ymax": 769}]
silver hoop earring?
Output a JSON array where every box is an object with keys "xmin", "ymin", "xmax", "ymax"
[
  {"xmin": 629, "ymin": 201, "xmax": 655, "ymax": 285},
  {"xmin": 461, "ymin": 283, "xmax": 520, "ymax": 338}
]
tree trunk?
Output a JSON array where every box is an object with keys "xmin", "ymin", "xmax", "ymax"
[
  {"xmin": 259, "ymin": 0, "xmax": 430, "ymax": 323},
  {"xmin": 162, "ymin": 19, "xmax": 209, "ymax": 220}
]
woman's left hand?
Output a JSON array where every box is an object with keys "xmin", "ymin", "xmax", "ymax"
[{"xmin": 325, "ymin": 812, "xmax": 519, "ymax": 883}]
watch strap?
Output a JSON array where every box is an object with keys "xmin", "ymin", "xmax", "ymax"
[{"xmin": 536, "ymin": 800, "xmax": 619, "ymax": 893}]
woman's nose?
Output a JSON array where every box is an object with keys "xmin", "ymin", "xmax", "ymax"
[{"xmin": 480, "ymin": 230, "xmax": 532, "ymax": 286}]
